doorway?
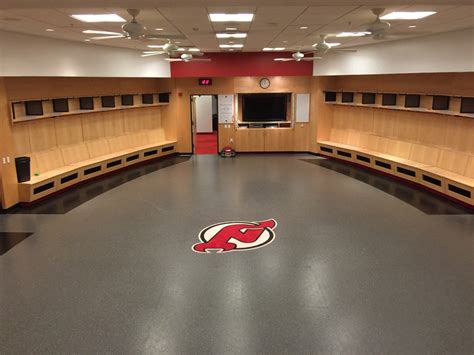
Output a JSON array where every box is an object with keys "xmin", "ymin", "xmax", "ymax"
[{"xmin": 191, "ymin": 95, "xmax": 218, "ymax": 154}]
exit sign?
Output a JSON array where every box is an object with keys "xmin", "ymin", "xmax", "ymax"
[{"xmin": 199, "ymin": 78, "xmax": 212, "ymax": 86}]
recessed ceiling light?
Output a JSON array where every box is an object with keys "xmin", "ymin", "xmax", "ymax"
[
  {"xmin": 408, "ymin": 25, "xmax": 417, "ymax": 28},
  {"xmin": 282, "ymin": 40, "xmax": 288, "ymax": 43},
  {"xmin": 380, "ymin": 11, "xmax": 436, "ymax": 20},
  {"xmin": 45, "ymin": 28, "xmax": 55, "ymax": 32},
  {"xmin": 263, "ymin": 47, "xmax": 285, "ymax": 51},
  {"xmin": 155, "ymin": 28, "xmax": 164, "ymax": 31},
  {"xmin": 274, "ymin": 47, "xmax": 285, "ymax": 51},
  {"xmin": 226, "ymin": 27, "xmax": 238, "ymax": 31},
  {"xmin": 220, "ymin": 44, "xmax": 244, "ymax": 48},
  {"xmin": 209, "ymin": 13, "xmax": 254, "ymax": 22},
  {"xmin": 71, "ymin": 14, "xmax": 126, "ymax": 23},
  {"xmin": 336, "ymin": 32, "xmax": 370, "ymax": 37},
  {"xmin": 147, "ymin": 45, "xmax": 165, "ymax": 48},
  {"xmin": 216, "ymin": 33, "xmax": 247, "ymax": 38},
  {"xmin": 175, "ymin": 41, "xmax": 181, "ymax": 44},
  {"xmin": 327, "ymin": 42, "xmax": 341, "ymax": 47},
  {"xmin": 299, "ymin": 26, "xmax": 308, "ymax": 30},
  {"xmin": 84, "ymin": 39, "xmax": 91, "ymax": 42},
  {"xmin": 263, "ymin": 48, "xmax": 273, "ymax": 51},
  {"xmin": 189, "ymin": 48, "xmax": 200, "ymax": 52}
]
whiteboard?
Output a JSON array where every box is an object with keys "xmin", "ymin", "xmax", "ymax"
[
  {"xmin": 218, "ymin": 94, "xmax": 234, "ymax": 123},
  {"xmin": 296, "ymin": 93, "xmax": 310, "ymax": 123}
]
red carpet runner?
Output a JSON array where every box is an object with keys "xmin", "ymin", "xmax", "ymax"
[{"xmin": 195, "ymin": 131, "xmax": 218, "ymax": 154}]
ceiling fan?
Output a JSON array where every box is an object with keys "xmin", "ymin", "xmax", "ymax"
[
  {"xmin": 142, "ymin": 41, "xmax": 204, "ymax": 57},
  {"xmin": 164, "ymin": 53, "xmax": 211, "ymax": 63},
  {"xmin": 86, "ymin": 9, "xmax": 186, "ymax": 41},
  {"xmin": 365, "ymin": 8, "xmax": 391, "ymax": 40},
  {"xmin": 274, "ymin": 51, "xmax": 322, "ymax": 62},
  {"xmin": 312, "ymin": 35, "xmax": 357, "ymax": 55}
]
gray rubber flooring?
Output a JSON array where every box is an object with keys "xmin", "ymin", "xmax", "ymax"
[{"xmin": 1, "ymin": 154, "xmax": 473, "ymax": 354}]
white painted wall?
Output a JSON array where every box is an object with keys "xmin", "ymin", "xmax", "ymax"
[
  {"xmin": 194, "ymin": 95, "xmax": 213, "ymax": 133},
  {"xmin": 0, "ymin": 30, "xmax": 170, "ymax": 77},
  {"xmin": 314, "ymin": 28, "xmax": 474, "ymax": 76}
]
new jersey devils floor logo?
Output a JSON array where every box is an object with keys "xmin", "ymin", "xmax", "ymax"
[{"xmin": 192, "ymin": 219, "xmax": 277, "ymax": 253}]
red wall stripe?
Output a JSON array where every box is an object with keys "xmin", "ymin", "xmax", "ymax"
[{"xmin": 170, "ymin": 52, "xmax": 313, "ymax": 77}]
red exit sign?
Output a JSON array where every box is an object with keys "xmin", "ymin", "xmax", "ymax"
[{"xmin": 198, "ymin": 78, "xmax": 212, "ymax": 86}]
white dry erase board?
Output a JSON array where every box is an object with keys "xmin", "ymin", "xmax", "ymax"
[
  {"xmin": 295, "ymin": 93, "xmax": 310, "ymax": 123},
  {"xmin": 218, "ymin": 95, "xmax": 234, "ymax": 123}
]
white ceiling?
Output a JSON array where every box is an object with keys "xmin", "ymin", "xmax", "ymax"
[{"xmin": 0, "ymin": 1, "xmax": 473, "ymax": 53}]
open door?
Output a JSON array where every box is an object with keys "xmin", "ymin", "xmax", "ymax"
[{"xmin": 191, "ymin": 95, "xmax": 218, "ymax": 155}]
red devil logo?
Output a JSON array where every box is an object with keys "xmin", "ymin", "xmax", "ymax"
[{"xmin": 192, "ymin": 219, "xmax": 277, "ymax": 253}]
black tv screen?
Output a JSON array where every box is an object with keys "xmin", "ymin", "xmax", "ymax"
[
  {"xmin": 121, "ymin": 95, "xmax": 134, "ymax": 106},
  {"xmin": 362, "ymin": 93, "xmax": 376, "ymax": 104},
  {"xmin": 101, "ymin": 96, "xmax": 115, "ymax": 108},
  {"xmin": 382, "ymin": 93, "xmax": 397, "ymax": 106},
  {"xmin": 325, "ymin": 92, "xmax": 337, "ymax": 102},
  {"xmin": 242, "ymin": 94, "xmax": 288, "ymax": 122},
  {"xmin": 80, "ymin": 97, "xmax": 94, "ymax": 110},
  {"xmin": 25, "ymin": 100, "xmax": 43, "ymax": 116},
  {"xmin": 52, "ymin": 98, "xmax": 69, "ymax": 112},
  {"xmin": 460, "ymin": 97, "xmax": 474, "ymax": 113},
  {"xmin": 405, "ymin": 94, "xmax": 420, "ymax": 108},
  {"xmin": 432, "ymin": 95, "xmax": 450, "ymax": 110},
  {"xmin": 159, "ymin": 93, "xmax": 170, "ymax": 103},
  {"xmin": 142, "ymin": 94, "xmax": 154, "ymax": 104},
  {"xmin": 342, "ymin": 92, "xmax": 354, "ymax": 103}
]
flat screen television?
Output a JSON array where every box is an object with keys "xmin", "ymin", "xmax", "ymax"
[
  {"xmin": 460, "ymin": 97, "xmax": 474, "ymax": 113},
  {"xmin": 342, "ymin": 92, "xmax": 354, "ymax": 103},
  {"xmin": 432, "ymin": 95, "xmax": 450, "ymax": 110},
  {"xmin": 382, "ymin": 93, "xmax": 397, "ymax": 106},
  {"xmin": 242, "ymin": 93, "xmax": 289, "ymax": 122},
  {"xmin": 142, "ymin": 94, "xmax": 154, "ymax": 104},
  {"xmin": 325, "ymin": 91, "xmax": 337, "ymax": 102},
  {"xmin": 159, "ymin": 93, "xmax": 170, "ymax": 103},
  {"xmin": 80, "ymin": 97, "xmax": 94, "ymax": 110},
  {"xmin": 405, "ymin": 94, "xmax": 420, "ymax": 108},
  {"xmin": 362, "ymin": 93, "xmax": 376, "ymax": 104},
  {"xmin": 101, "ymin": 96, "xmax": 115, "ymax": 108},
  {"xmin": 53, "ymin": 98, "xmax": 69, "ymax": 112},
  {"xmin": 25, "ymin": 100, "xmax": 43, "ymax": 116},
  {"xmin": 121, "ymin": 95, "xmax": 134, "ymax": 106}
]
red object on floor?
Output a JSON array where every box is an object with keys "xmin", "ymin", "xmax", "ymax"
[{"xmin": 195, "ymin": 131, "xmax": 218, "ymax": 154}]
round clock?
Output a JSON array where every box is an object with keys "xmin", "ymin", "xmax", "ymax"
[{"xmin": 259, "ymin": 78, "xmax": 270, "ymax": 89}]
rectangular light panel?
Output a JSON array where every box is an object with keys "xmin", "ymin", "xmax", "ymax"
[
  {"xmin": 209, "ymin": 13, "xmax": 254, "ymax": 22},
  {"xmin": 380, "ymin": 12, "xmax": 436, "ymax": 20},
  {"xmin": 71, "ymin": 14, "xmax": 126, "ymax": 23}
]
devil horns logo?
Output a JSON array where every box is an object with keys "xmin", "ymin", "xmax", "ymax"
[{"xmin": 192, "ymin": 219, "xmax": 277, "ymax": 253}]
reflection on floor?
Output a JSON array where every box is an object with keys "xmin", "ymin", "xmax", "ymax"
[
  {"xmin": 301, "ymin": 158, "xmax": 473, "ymax": 215},
  {"xmin": 195, "ymin": 131, "xmax": 218, "ymax": 154},
  {"xmin": 4, "ymin": 155, "xmax": 190, "ymax": 215},
  {"xmin": 0, "ymin": 232, "xmax": 34, "ymax": 255}
]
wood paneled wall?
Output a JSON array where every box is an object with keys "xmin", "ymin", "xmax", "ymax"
[
  {"xmin": 12, "ymin": 108, "xmax": 163, "ymax": 156},
  {"xmin": 318, "ymin": 72, "xmax": 474, "ymax": 155}
]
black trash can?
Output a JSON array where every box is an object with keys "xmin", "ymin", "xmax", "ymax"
[{"xmin": 15, "ymin": 156, "xmax": 31, "ymax": 183}]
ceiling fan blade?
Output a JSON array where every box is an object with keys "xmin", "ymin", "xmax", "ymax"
[
  {"xmin": 274, "ymin": 58, "xmax": 295, "ymax": 61},
  {"xmin": 191, "ymin": 58, "xmax": 211, "ymax": 62},
  {"xmin": 90, "ymin": 35, "xmax": 124, "ymax": 40},
  {"xmin": 144, "ymin": 34, "xmax": 187, "ymax": 40},
  {"xmin": 302, "ymin": 57, "xmax": 323, "ymax": 61},
  {"xmin": 141, "ymin": 52, "xmax": 166, "ymax": 57}
]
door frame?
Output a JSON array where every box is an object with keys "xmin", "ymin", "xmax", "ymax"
[{"xmin": 189, "ymin": 94, "xmax": 219, "ymax": 155}]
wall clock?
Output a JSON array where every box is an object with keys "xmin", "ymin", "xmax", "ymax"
[{"xmin": 259, "ymin": 78, "xmax": 270, "ymax": 89}]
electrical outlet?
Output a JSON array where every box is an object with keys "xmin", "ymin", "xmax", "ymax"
[
  {"xmin": 2, "ymin": 157, "xmax": 5, "ymax": 164},
  {"xmin": 6, "ymin": 156, "xmax": 10, "ymax": 163}
]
